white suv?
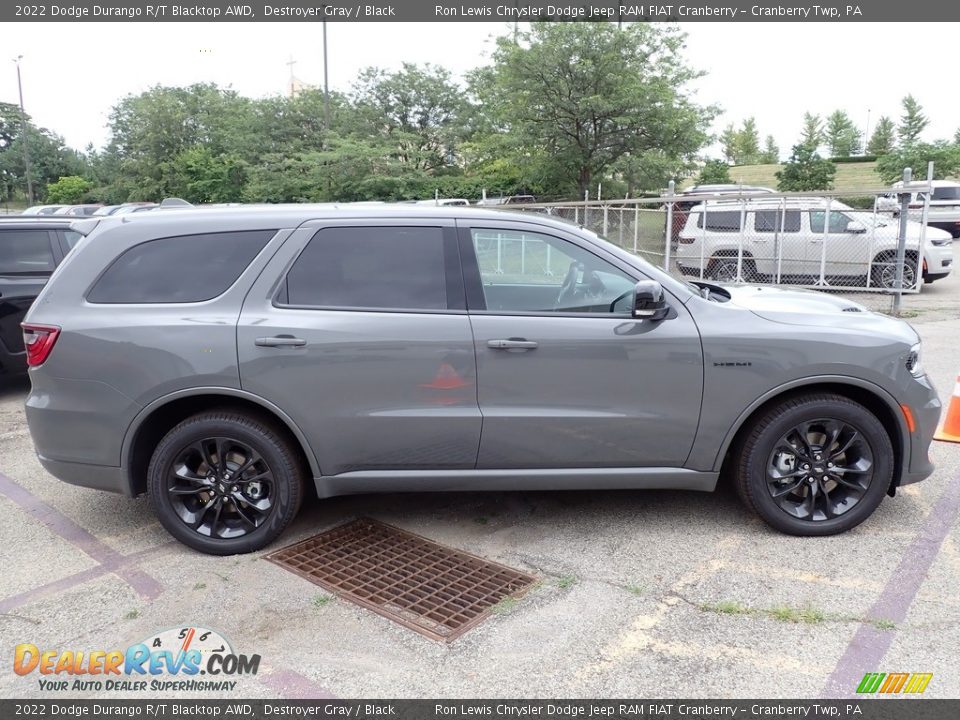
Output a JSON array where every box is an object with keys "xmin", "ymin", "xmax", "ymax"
[
  {"xmin": 676, "ymin": 197, "xmax": 954, "ymax": 288},
  {"xmin": 877, "ymin": 180, "xmax": 960, "ymax": 238}
]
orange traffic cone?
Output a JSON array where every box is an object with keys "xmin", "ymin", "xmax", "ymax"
[
  {"xmin": 420, "ymin": 363, "xmax": 470, "ymax": 390},
  {"xmin": 934, "ymin": 375, "xmax": 960, "ymax": 443}
]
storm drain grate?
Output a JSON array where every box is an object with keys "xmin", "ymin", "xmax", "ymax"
[{"xmin": 266, "ymin": 518, "xmax": 537, "ymax": 641}]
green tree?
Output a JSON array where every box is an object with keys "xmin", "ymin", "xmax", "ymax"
[
  {"xmin": 736, "ymin": 117, "xmax": 761, "ymax": 165},
  {"xmin": 472, "ymin": 22, "xmax": 715, "ymax": 196},
  {"xmin": 897, "ymin": 95, "xmax": 928, "ymax": 147},
  {"xmin": 350, "ymin": 63, "xmax": 467, "ymax": 172},
  {"xmin": 866, "ymin": 116, "xmax": 896, "ymax": 156},
  {"xmin": 875, "ymin": 142, "xmax": 960, "ymax": 184},
  {"xmin": 719, "ymin": 124, "xmax": 738, "ymax": 164},
  {"xmin": 696, "ymin": 159, "xmax": 731, "ymax": 185},
  {"xmin": 776, "ymin": 144, "xmax": 836, "ymax": 191},
  {"xmin": 759, "ymin": 135, "xmax": 779, "ymax": 164},
  {"xmin": 45, "ymin": 175, "xmax": 93, "ymax": 204},
  {"xmin": 799, "ymin": 112, "xmax": 824, "ymax": 151},
  {"xmin": 825, "ymin": 110, "xmax": 862, "ymax": 157}
]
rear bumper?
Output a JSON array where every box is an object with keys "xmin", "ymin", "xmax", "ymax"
[{"xmin": 36, "ymin": 454, "xmax": 130, "ymax": 495}]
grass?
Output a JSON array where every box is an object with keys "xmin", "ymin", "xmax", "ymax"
[
  {"xmin": 624, "ymin": 584, "xmax": 647, "ymax": 596},
  {"xmin": 123, "ymin": 609, "xmax": 140, "ymax": 620},
  {"xmin": 192, "ymin": 582, "xmax": 206, "ymax": 590},
  {"xmin": 555, "ymin": 575, "xmax": 578, "ymax": 589},
  {"xmin": 489, "ymin": 596, "xmax": 519, "ymax": 615},
  {"xmin": 679, "ymin": 161, "xmax": 885, "ymax": 193},
  {"xmin": 698, "ymin": 600, "xmax": 888, "ymax": 627},
  {"xmin": 312, "ymin": 594, "xmax": 333, "ymax": 608}
]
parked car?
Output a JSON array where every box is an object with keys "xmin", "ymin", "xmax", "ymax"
[
  {"xmin": 21, "ymin": 205, "xmax": 67, "ymax": 216},
  {"xmin": 416, "ymin": 198, "xmax": 470, "ymax": 207},
  {"xmin": 92, "ymin": 205, "xmax": 123, "ymax": 216},
  {"xmin": 877, "ymin": 180, "xmax": 960, "ymax": 238},
  {"xmin": 0, "ymin": 217, "xmax": 81, "ymax": 375},
  {"xmin": 676, "ymin": 197, "xmax": 953, "ymax": 287},
  {"xmin": 24, "ymin": 206, "xmax": 938, "ymax": 554},
  {"xmin": 54, "ymin": 204, "xmax": 104, "ymax": 217},
  {"xmin": 111, "ymin": 202, "xmax": 159, "ymax": 215}
]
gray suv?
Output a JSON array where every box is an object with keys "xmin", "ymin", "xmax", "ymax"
[{"xmin": 23, "ymin": 207, "xmax": 940, "ymax": 554}]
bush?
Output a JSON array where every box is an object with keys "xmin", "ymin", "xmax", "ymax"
[
  {"xmin": 45, "ymin": 176, "xmax": 93, "ymax": 204},
  {"xmin": 776, "ymin": 145, "xmax": 836, "ymax": 192}
]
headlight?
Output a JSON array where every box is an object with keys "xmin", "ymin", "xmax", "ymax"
[{"xmin": 906, "ymin": 342, "xmax": 923, "ymax": 377}]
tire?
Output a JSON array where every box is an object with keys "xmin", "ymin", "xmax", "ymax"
[
  {"xmin": 733, "ymin": 393, "xmax": 893, "ymax": 536},
  {"xmin": 871, "ymin": 252, "xmax": 918, "ymax": 289},
  {"xmin": 708, "ymin": 257, "xmax": 755, "ymax": 282},
  {"xmin": 147, "ymin": 410, "xmax": 305, "ymax": 555}
]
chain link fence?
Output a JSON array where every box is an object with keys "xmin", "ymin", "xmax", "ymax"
[{"xmin": 503, "ymin": 185, "xmax": 953, "ymax": 313}]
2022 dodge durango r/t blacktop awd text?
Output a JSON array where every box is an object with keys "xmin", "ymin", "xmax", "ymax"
[{"xmin": 22, "ymin": 206, "xmax": 939, "ymax": 554}]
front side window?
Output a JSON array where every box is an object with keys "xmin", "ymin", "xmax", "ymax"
[
  {"xmin": 809, "ymin": 211, "xmax": 852, "ymax": 234},
  {"xmin": 87, "ymin": 230, "xmax": 274, "ymax": 304},
  {"xmin": 0, "ymin": 230, "xmax": 55, "ymax": 273},
  {"xmin": 470, "ymin": 228, "xmax": 635, "ymax": 314},
  {"xmin": 284, "ymin": 226, "xmax": 453, "ymax": 311}
]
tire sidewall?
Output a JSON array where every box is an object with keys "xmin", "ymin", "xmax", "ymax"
[
  {"xmin": 147, "ymin": 414, "xmax": 301, "ymax": 555},
  {"xmin": 745, "ymin": 399, "xmax": 893, "ymax": 536}
]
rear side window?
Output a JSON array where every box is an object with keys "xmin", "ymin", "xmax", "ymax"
[
  {"xmin": 696, "ymin": 211, "xmax": 741, "ymax": 232},
  {"xmin": 283, "ymin": 226, "xmax": 454, "ymax": 311},
  {"xmin": 754, "ymin": 210, "xmax": 801, "ymax": 233},
  {"xmin": 0, "ymin": 230, "xmax": 55, "ymax": 273},
  {"xmin": 87, "ymin": 230, "xmax": 274, "ymax": 304}
]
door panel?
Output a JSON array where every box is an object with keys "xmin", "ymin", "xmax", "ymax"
[
  {"xmin": 237, "ymin": 222, "xmax": 481, "ymax": 476},
  {"xmin": 460, "ymin": 221, "xmax": 703, "ymax": 469}
]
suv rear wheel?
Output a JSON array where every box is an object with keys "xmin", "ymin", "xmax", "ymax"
[
  {"xmin": 733, "ymin": 393, "xmax": 893, "ymax": 536},
  {"xmin": 147, "ymin": 410, "xmax": 305, "ymax": 555}
]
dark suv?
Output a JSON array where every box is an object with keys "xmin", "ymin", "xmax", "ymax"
[
  {"xmin": 23, "ymin": 206, "xmax": 939, "ymax": 554},
  {"xmin": 0, "ymin": 218, "xmax": 80, "ymax": 376}
]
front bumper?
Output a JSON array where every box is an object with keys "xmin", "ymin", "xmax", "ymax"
[{"xmin": 898, "ymin": 373, "xmax": 941, "ymax": 486}]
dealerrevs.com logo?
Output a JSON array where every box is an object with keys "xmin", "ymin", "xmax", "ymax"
[{"xmin": 13, "ymin": 626, "xmax": 260, "ymax": 692}]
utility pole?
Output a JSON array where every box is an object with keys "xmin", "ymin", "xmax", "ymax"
[
  {"xmin": 285, "ymin": 56, "xmax": 297, "ymax": 98},
  {"xmin": 322, "ymin": 10, "xmax": 330, "ymax": 132},
  {"xmin": 13, "ymin": 56, "xmax": 33, "ymax": 205}
]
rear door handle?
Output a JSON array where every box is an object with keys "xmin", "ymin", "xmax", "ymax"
[
  {"xmin": 255, "ymin": 335, "xmax": 307, "ymax": 348},
  {"xmin": 487, "ymin": 338, "xmax": 538, "ymax": 350}
]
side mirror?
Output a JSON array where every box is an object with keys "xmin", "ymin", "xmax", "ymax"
[
  {"xmin": 633, "ymin": 280, "xmax": 669, "ymax": 321},
  {"xmin": 846, "ymin": 220, "xmax": 867, "ymax": 234}
]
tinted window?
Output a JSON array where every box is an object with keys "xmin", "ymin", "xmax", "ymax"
[
  {"xmin": 697, "ymin": 211, "xmax": 741, "ymax": 231},
  {"xmin": 87, "ymin": 230, "xmax": 273, "ymax": 304},
  {"xmin": 63, "ymin": 231, "xmax": 82, "ymax": 249},
  {"xmin": 285, "ymin": 226, "xmax": 451, "ymax": 310},
  {"xmin": 809, "ymin": 211, "xmax": 852, "ymax": 234},
  {"xmin": 0, "ymin": 230, "xmax": 55, "ymax": 273},
  {"xmin": 470, "ymin": 228, "xmax": 635, "ymax": 314},
  {"xmin": 932, "ymin": 186, "xmax": 960, "ymax": 201},
  {"xmin": 755, "ymin": 210, "xmax": 801, "ymax": 233}
]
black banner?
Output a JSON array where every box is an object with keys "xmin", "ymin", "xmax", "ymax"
[
  {"xmin": 2, "ymin": 700, "xmax": 959, "ymax": 720},
  {"xmin": 1, "ymin": 1, "xmax": 958, "ymax": 23}
]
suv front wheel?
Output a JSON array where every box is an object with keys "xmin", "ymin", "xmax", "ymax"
[
  {"xmin": 147, "ymin": 410, "xmax": 305, "ymax": 555},
  {"xmin": 733, "ymin": 393, "xmax": 893, "ymax": 536}
]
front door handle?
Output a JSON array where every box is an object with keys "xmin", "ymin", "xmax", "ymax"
[
  {"xmin": 255, "ymin": 335, "xmax": 307, "ymax": 348},
  {"xmin": 487, "ymin": 338, "xmax": 538, "ymax": 350}
]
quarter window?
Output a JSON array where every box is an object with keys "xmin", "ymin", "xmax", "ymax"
[
  {"xmin": 87, "ymin": 230, "xmax": 274, "ymax": 304},
  {"xmin": 469, "ymin": 228, "xmax": 635, "ymax": 314},
  {"xmin": 284, "ymin": 226, "xmax": 455, "ymax": 311},
  {"xmin": 0, "ymin": 230, "xmax": 55, "ymax": 273}
]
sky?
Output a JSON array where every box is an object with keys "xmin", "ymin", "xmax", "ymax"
[{"xmin": 2, "ymin": 21, "xmax": 957, "ymax": 160}]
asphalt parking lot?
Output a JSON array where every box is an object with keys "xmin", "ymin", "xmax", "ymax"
[{"xmin": 1, "ymin": 279, "xmax": 959, "ymax": 700}]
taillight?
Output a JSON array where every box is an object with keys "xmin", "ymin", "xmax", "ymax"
[{"xmin": 21, "ymin": 324, "xmax": 61, "ymax": 367}]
